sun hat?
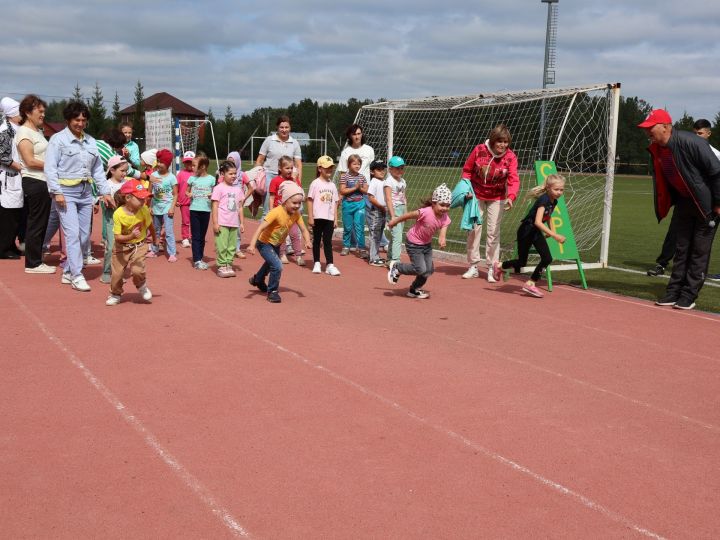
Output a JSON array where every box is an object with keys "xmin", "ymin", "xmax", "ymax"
[{"xmin": 140, "ymin": 149, "xmax": 157, "ymax": 167}]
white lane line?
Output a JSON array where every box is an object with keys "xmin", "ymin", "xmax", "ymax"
[
  {"xmin": 169, "ymin": 291, "xmax": 665, "ymax": 539},
  {"xmin": 0, "ymin": 282, "xmax": 251, "ymax": 539}
]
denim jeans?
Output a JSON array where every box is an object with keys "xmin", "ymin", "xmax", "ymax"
[
  {"xmin": 57, "ymin": 182, "xmax": 93, "ymax": 278},
  {"xmin": 254, "ymin": 241, "xmax": 283, "ymax": 293},
  {"xmin": 151, "ymin": 213, "xmax": 177, "ymax": 256},
  {"xmin": 396, "ymin": 241, "xmax": 434, "ymax": 291},
  {"xmin": 190, "ymin": 210, "xmax": 210, "ymax": 262},
  {"xmin": 366, "ymin": 207, "xmax": 386, "ymax": 261}
]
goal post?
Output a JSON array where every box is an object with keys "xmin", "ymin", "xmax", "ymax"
[
  {"xmin": 353, "ymin": 83, "xmax": 621, "ymax": 268},
  {"xmin": 177, "ymin": 119, "xmax": 219, "ymax": 171}
]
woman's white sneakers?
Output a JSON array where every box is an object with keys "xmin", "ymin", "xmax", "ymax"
[
  {"xmin": 312, "ymin": 262, "xmax": 341, "ymax": 276},
  {"xmin": 462, "ymin": 265, "xmax": 479, "ymax": 279}
]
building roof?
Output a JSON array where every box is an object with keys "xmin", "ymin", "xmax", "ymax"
[{"xmin": 119, "ymin": 92, "xmax": 205, "ymax": 118}]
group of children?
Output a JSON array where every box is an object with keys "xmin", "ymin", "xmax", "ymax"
[{"xmin": 102, "ymin": 147, "xmax": 567, "ymax": 305}]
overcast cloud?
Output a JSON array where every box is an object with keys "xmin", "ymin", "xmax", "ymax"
[{"xmin": 3, "ymin": 1, "xmax": 720, "ymax": 121}]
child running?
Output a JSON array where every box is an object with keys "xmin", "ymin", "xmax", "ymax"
[
  {"xmin": 106, "ymin": 180, "xmax": 157, "ymax": 306},
  {"xmin": 306, "ymin": 155, "xmax": 341, "ymax": 276},
  {"xmin": 147, "ymin": 149, "xmax": 178, "ymax": 262},
  {"xmin": 383, "ymin": 155, "xmax": 408, "ymax": 265},
  {"xmin": 492, "ymin": 174, "xmax": 566, "ymax": 298},
  {"xmin": 248, "ymin": 181, "xmax": 311, "ymax": 303},
  {"xmin": 366, "ymin": 160, "xmax": 388, "ymax": 266},
  {"xmin": 267, "ymin": 156, "xmax": 304, "ymax": 265},
  {"xmin": 176, "ymin": 151, "xmax": 195, "ymax": 248},
  {"xmin": 339, "ymin": 154, "xmax": 368, "ymax": 257},
  {"xmin": 100, "ymin": 156, "xmax": 129, "ymax": 283},
  {"xmin": 211, "ymin": 160, "xmax": 245, "ymax": 278},
  {"xmin": 186, "ymin": 155, "xmax": 216, "ymax": 270},
  {"xmin": 387, "ymin": 184, "xmax": 452, "ymax": 299}
]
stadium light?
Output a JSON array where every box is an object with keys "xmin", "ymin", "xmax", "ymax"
[{"xmin": 541, "ymin": 0, "xmax": 559, "ymax": 89}]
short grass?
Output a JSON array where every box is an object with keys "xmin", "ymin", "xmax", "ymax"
[{"xmin": 232, "ymin": 161, "xmax": 720, "ymax": 313}]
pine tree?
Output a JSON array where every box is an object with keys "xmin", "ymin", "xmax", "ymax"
[
  {"xmin": 87, "ymin": 82, "xmax": 107, "ymax": 137},
  {"xmin": 224, "ymin": 105, "xmax": 234, "ymax": 155},
  {"xmin": 132, "ymin": 80, "xmax": 145, "ymax": 148},
  {"xmin": 674, "ymin": 111, "xmax": 695, "ymax": 131},
  {"xmin": 72, "ymin": 83, "xmax": 83, "ymax": 102},
  {"xmin": 710, "ymin": 111, "xmax": 720, "ymax": 149},
  {"xmin": 112, "ymin": 91, "xmax": 121, "ymax": 124}
]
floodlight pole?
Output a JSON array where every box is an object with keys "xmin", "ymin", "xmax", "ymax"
[{"xmin": 539, "ymin": 0, "xmax": 559, "ymax": 159}]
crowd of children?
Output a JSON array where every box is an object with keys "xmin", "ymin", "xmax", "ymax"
[{"xmin": 18, "ymin": 143, "xmax": 568, "ymax": 306}]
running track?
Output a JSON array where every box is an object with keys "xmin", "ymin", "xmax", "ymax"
[{"xmin": 1, "ymin": 218, "xmax": 718, "ymax": 539}]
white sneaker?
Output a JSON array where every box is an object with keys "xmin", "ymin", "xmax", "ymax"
[
  {"xmin": 312, "ymin": 262, "xmax": 322, "ymax": 274},
  {"xmin": 462, "ymin": 265, "xmax": 479, "ymax": 279},
  {"xmin": 71, "ymin": 276, "xmax": 91, "ymax": 292},
  {"xmin": 280, "ymin": 254, "xmax": 289, "ymax": 264},
  {"xmin": 25, "ymin": 263, "xmax": 57, "ymax": 274},
  {"xmin": 296, "ymin": 256, "xmax": 306, "ymax": 267},
  {"xmin": 138, "ymin": 283, "xmax": 152, "ymax": 302},
  {"xmin": 105, "ymin": 295, "xmax": 121, "ymax": 306},
  {"xmin": 83, "ymin": 255, "xmax": 101, "ymax": 266},
  {"xmin": 487, "ymin": 268, "xmax": 498, "ymax": 283},
  {"xmin": 181, "ymin": 238, "xmax": 191, "ymax": 248},
  {"xmin": 61, "ymin": 272, "xmax": 72, "ymax": 284},
  {"xmin": 326, "ymin": 264, "xmax": 341, "ymax": 276}
]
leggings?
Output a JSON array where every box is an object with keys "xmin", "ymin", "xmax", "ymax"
[
  {"xmin": 312, "ymin": 219, "xmax": 334, "ymax": 264},
  {"xmin": 502, "ymin": 222, "xmax": 552, "ymax": 282},
  {"xmin": 190, "ymin": 209, "xmax": 211, "ymax": 263}
]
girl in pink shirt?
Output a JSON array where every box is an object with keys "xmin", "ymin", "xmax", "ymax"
[{"xmin": 386, "ymin": 184, "xmax": 452, "ymax": 299}]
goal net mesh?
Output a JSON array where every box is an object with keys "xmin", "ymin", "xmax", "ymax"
[{"xmin": 354, "ymin": 84, "xmax": 618, "ymax": 264}]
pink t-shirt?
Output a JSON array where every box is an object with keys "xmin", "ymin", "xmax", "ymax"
[
  {"xmin": 176, "ymin": 169, "xmax": 193, "ymax": 206},
  {"xmin": 211, "ymin": 182, "xmax": 244, "ymax": 227},
  {"xmin": 406, "ymin": 206, "xmax": 451, "ymax": 245},
  {"xmin": 307, "ymin": 177, "xmax": 339, "ymax": 221}
]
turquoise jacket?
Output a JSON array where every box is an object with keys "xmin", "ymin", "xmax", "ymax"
[{"xmin": 451, "ymin": 179, "xmax": 482, "ymax": 231}]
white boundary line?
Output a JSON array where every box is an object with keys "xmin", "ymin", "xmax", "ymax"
[
  {"xmin": 0, "ymin": 282, "xmax": 251, "ymax": 539},
  {"xmin": 168, "ymin": 292, "xmax": 666, "ymax": 539},
  {"xmin": 606, "ymin": 265, "xmax": 720, "ymax": 289}
]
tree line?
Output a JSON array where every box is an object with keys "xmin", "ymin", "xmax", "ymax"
[{"xmin": 41, "ymin": 81, "xmax": 720, "ymax": 175}]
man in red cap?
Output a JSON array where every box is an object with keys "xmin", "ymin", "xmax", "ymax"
[{"xmin": 639, "ymin": 109, "xmax": 720, "ymax": 309}]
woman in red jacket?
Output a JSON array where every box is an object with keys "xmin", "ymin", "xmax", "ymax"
[{"xmin": 460, "ymin": 124, "xmax": 519, "ymax": 281}]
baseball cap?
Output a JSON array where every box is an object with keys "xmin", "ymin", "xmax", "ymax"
[
  {"xmin": 106, "ymin": 155, "xmax": 127, "ymax": 175},
  {"xmin": 388, "ymin": 155, "xmax": 405, "ymax": 167},
  {"xmin": 317, "ymin": 155, "xmax": 334, "ymax": 168},
  {"xmin": 119, "ymin": 180, "xmax": 151, "ymax": 199},
  {"xmin": 369, "ymin": 160, "xmax": 387, "ymax": 171},
  {"xmin": 182, "ymin": 151, "xmax": 196, "ymax": 162},
  {"xmin": 638, "ymin": 109, "xmax": 672, "ymax": 128}
]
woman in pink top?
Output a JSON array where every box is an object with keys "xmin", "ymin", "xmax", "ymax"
[
  {"xmin": 386, "ymin": 184, "xmax": 452, "ymax": 299},
  {"xmin": 461, "ymin": 124, "xmax": 519, "ymax": 282}
]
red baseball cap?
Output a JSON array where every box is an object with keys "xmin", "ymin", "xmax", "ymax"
[
  {"xmin": 119, "ymin": 181, "xmax": 151, "ymax": 199},
  {"xmin": 638, "ymin": 109, "xmax": 672, "ymax": 128}
]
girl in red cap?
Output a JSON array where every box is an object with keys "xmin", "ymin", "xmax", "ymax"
[
  {"xmin": 106, "ymin": 181, "xmax": 157, "ymax": 306},
  {"xmin": 147, "ymin": 148, "xmax": 178, "ymax": 262}
]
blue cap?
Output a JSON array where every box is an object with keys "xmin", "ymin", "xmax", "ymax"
[{"xmin": 388, "ymin": 155, "xmax": 405, "ymax": 167}]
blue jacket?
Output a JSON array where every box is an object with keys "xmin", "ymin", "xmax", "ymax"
[{"xmin": 451, "ymin": 179, "xmax": 482, "ymax": 231}]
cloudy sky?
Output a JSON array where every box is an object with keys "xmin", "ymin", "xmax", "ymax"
[{"xmin": 3, "ymin": 0, "xmax": 719, "ymax": 122}]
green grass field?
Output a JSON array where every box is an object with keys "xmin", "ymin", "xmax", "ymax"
[{"xmin": 229, "ymin": 160, "xmax": 720, "ymax": 313}]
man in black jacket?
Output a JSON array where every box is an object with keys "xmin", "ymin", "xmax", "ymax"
[{"xmin": 639, "ymin": 109, "xmax": 720, "ymax": 310}]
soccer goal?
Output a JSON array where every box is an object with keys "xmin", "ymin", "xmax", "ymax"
[
  {"xmin": 353, "ymin": 83, "xmax": 621, "ymax": 268},
  {"xmin": 177, "ymin": 119, "xmax": 219, "ymax": 168}
]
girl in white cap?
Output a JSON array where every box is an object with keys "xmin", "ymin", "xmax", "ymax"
[{"xmin": 386, "ymin": 184, "xmax": 452, "ymax": 299}]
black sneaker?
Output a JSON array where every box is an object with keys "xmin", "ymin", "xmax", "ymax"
[
  {"xmin": 707, "ymin": 273, "xmax": 720, "ymax": 281},
  {"xmin": 249, "ymin": 275, "xmax": 268, "ymax": 293},
  {"xmin": 647, "ymin": 264, "xmax": 665, "ymax": 276},
  {"xmin": 655, "ymin": 294, "xmax": 679, "ymax": 306},
  {"xmin": 673, "ymin": 297, "xmax": 696, "ymax": 310},
  {"xmin": 369, "ymin": 259, "xmax": 386, "ymax": 267},
  {"xmin": 406, "ymin": 289, "xmax": 430, "ymax": 299},
  {"xmin": 267, "ymin": 291, "xmax": 282, "ymax": 303}
]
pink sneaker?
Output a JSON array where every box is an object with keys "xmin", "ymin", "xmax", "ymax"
[
  {"xmin": 167, "ymin": 255, "xmax": 178, "ymax": 263},
  {"xmin": 492, "ymin": 261, "xmax": 503, "ymax": 282},
  {"xmin": 522, "ymin": 283, "xmax": 544, "ymax": 298}
]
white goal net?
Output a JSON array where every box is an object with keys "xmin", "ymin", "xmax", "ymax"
[
  {"xmin": 179, "ymin": 119, "xmax": 219, "ymax": 166},
  {"xmin": 354, "ymin": 83, "xmax": 621, "ymax": 266}
]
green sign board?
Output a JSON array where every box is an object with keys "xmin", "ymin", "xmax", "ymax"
[{"xmin": 534, "ymin": 161, "xmax": 580, "ymax": 261}]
